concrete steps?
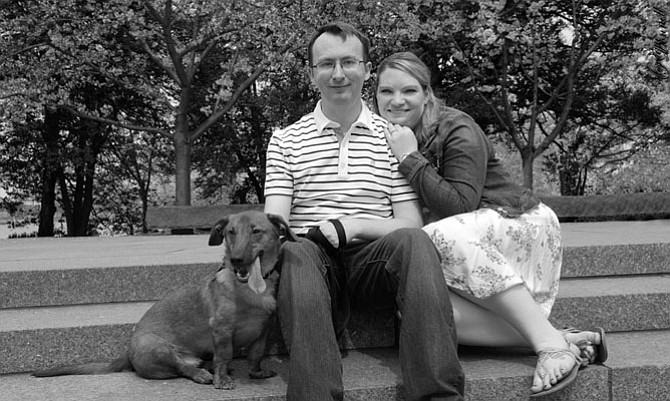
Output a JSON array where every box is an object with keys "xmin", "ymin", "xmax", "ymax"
[
  {"xmin": 1, "ymin": 331, "xmax": 668, "ymax": 400},
  {"xmin": 1, "ymin": 220, "xmax": 670, "ymax": 400}
]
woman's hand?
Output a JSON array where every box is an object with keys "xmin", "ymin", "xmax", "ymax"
[{"xmin": 384, "ymin": 122, "xmax": 418, "ymax": 161}]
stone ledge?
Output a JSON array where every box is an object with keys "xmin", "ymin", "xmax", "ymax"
[
  {"xmin": 0, "ymin": 346, "xmax": 615, "ymax": 401},
  {"xmin": 5, "ymin": 330, "xmax": 668, "ymax": 401},
  {"xmin": 562, "ymin": 243, "xmax": 670, "ymax": 278},
  {"xmin": 0, "ymin": 264, "xmax": 215, "ymax": 309},
  {"xmin": 0, "ymin": 302, "xmax": 396, "ymax": 375},
  {"xmin": 3, "ymin": 274, "xmax": 667, "ymax": 375},
  {"xmin": 146, "ymin": 193, "xmax": 670, "ymax": 233},
  {"xmin": 146, "ymin": 204, "xmax": 264, "ymax": 232},
  {"xmin": 540, "ymin": 192, "xmax": 670, "ymax": 222}
]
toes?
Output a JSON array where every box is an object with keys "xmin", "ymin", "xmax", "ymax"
[
  {"xmin": 582, "ymin": 344, "xmax": 597, "ymax": 363},
  {"xmin": 531, "ymin": 363, "xmax": 556, "ymax": 393},
  {"xmin": 531, "ymin": 372, "xmax": 547, "ymax": 393},
  {"xmin": 565, "ymin": 329, "xmax": 600, "ymax": 346},
  {"xmin": 533, "ymin": 347, "xmax": 579, "ymax": 394}
]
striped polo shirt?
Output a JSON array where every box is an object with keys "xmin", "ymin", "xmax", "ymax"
[{"xmin": 264, "ymin": 100, "xmax": 418, "ymax": 234}]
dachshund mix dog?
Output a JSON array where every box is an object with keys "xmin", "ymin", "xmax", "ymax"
[{"xmin": 33, "ymin": 211, "xmax": 296, "ymax": 390}]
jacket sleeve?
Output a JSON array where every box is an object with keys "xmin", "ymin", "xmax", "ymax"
[{"xmin": 398, "ymin": 118, "xmax": 488, "ymax": 219}]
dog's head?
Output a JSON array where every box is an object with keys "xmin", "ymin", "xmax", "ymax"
[{"xmin": 208, "ymin": 211, "xmax": 297, "ymax": 293}]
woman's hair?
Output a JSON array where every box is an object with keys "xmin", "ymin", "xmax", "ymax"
[{"xmin": 373, "ymin": 52, "xmax": 444, "ymax": 145}]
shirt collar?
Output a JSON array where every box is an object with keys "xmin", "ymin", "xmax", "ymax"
[{"xmin": 313, "ymin": 100, "xmax": 374, "ymax": 136}]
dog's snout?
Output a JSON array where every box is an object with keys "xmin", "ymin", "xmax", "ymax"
[{"xmin": 230, "ymin": 257, "xmax": 244, "ymax": 265}]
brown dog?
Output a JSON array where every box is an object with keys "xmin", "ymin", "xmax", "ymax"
[{"xmin": 33, "ymin": 211, "xmax": 296, "ymax": 389}]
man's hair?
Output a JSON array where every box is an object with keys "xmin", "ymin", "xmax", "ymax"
[{"xmin": 307, "ymin": 21, "xmax": 371, "ymax": 67}]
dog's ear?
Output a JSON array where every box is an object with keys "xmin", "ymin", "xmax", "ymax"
[
  {"xmin": 267, "ymin": 213, "xmax": 298, "ymax": 242},
  {"xmin": 208, "ymin": 217, "xmax": 230, "ymax": 246}
]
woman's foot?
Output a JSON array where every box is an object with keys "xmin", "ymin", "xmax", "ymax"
[
  {"xmin": 530, "ymin": 344, "xmax": 582, "ymax": 397},
  {"xmin": 562, "ymin": 327, "xmax": 607, "ymax": 364}
]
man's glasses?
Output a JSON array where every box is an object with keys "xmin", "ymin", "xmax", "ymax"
[{"xmin": 311, "ymin": 58, "xmax": 365, "ymax": 74}]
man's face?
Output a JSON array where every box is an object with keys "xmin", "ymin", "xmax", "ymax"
[{"xmin": 309, "ymin": 33, "xmax": 371, "ymax": 108}]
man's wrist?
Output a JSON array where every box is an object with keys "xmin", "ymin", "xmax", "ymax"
[{"xmin": 399, "ymin": 152, "xmax": 412, "ymax": 163}]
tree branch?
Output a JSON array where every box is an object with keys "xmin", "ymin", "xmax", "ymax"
[
  {"xmin": 137, "ymin": 37, "xmax": 180, "ymax": 84},
  {"xmin": 4, "ymin": 42, "xmax": 50, "ymax": 59},
  {"xmin": 189, "ymin": 35, "xmax": 298, "ymax": 142},
  {"xmin": 190, "ymin": 63, "xmax": 266, "ymax": 142},
  {"xmin": 60, "ymin": 105, "xmax": 172, "ymax": 139}
]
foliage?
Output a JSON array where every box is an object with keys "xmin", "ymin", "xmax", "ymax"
[
  {"xmin": 193, "ymin": 61, "xmax": 316, "ymax": 204},
  {"xmin": 389, "ymin": 0, "xmax": 670, "ymax": 190},
  {"xmin": 2, "ymin": 0, "xmax": 670, "ymax": 237},
  {"xmin": 191, "ymin": 0, "xmax": 441, "ymax": 204},
  {"xmin": 94, "ymin": 130, "xmax": 173, "ymax": 234},
  {"xmin": 591, "ymin": 143, "xmax": 670, "ymax": 194}
]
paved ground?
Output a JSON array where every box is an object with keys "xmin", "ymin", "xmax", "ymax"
[{"xmin": 1, "ymin": 220, "xmax": 669, "ymax": 273}]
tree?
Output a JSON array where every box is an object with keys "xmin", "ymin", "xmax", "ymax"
[
  {"xmin": 95, "ymin": 130, "xmax": 173, "ymax": 234},
  {"xmin": 2, "ymin": 0, "xmax": 305, "ymax": 211},
  {"xmin": 544, "ymin": 82, "xmax": 666, "ymax": 195},
  {"xmin": 399, "ymin": 0, "xmax": 670, "ymax": 189},
  {"xmin": 191, "ymin": 0, "xmax": 440, "ymax": 204},
  {"xmin": 193, "ymin": 62, "xmax": 315, "ymax": 204}
]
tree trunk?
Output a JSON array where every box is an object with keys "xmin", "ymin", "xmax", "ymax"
[
  {"xmin": 61, "ymin": 120, "xmax": 107, "ymax": 236},
  {"xmin": 140, "ymin": 165, "xmax": 151, "ymax": 234},
  {"xmin": 557, "ymin": 154, "xmax": 588, "ymax": 196},
  {"xmin": 38, "ymin": 108, "xmax": 62, "ymax": 237},
  {"xmin": 174, "ymin": 114, "xmax": 192, "ymax": 206},
  {"xmin": 521, "ymin": 147, "xmax": 535, "ymax": 190},
  {"xmin": 38, "ymin": 171, "xmax": 57, "ymax": 236}
]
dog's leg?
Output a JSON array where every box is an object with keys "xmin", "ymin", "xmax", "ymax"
[
  {"xmin": 246, "ymin": 317, "xmax": 277, "ymax": 380},
  {"xmin": 211, "ymin": 316, "xmax": 236, "ymax": 389},
  {"xmin": 174, "ymin": 361, "xmax": 214, "ymax": 384},
  {"xmin": 132, "ymin": 333, "xmax": 213, "ymax": 384}
]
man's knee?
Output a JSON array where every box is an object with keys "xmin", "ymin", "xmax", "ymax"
[
  {"xmin": 278, "ymin": 239, "xmax": 330, "ymax": 298},
  {"xmin": 388, "ymin": 226, "xmax": 430, "ymax": 239},
  {"xmin": 384, "ymin": 227, "xmax": 436, "ymax": 254}
]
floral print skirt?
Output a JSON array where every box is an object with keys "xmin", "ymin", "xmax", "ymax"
[{"xmin": 423, "ymin": 202, "xmax": 562, "ymax": 317}]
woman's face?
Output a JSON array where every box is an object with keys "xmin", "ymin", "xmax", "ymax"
[{"xmin": 376, "ymin": 67, "xmax": 427, "ymax": 130}]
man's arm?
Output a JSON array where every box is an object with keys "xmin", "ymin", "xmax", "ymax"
[
  {"xmin": 264, "ymin": 195, "xmax": 293, "ymax": 223},
  {"xmin": 343, "ymin": 199, "xmax": 423, "ymax": 241},
  {"xmin": 313, "ymin": 199, "xmax": 423, "ymax": 247},
  {"xmin": 266, "ymin": 193, "xmax": 423, "ymax": 248}
]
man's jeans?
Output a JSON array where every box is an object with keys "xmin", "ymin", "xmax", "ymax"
[{"xmin": 278, "ymin": 227, "xmax": 465, "ymax": 401}]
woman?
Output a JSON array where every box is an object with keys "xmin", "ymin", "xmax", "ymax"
[{"xmin": 374, "ymin": 52, "xmax": 607, "ymax": 397}]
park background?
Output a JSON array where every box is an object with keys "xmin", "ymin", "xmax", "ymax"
[{"xmin": 1, "ymin": 0, "xmax": 669, "ymax": 239}]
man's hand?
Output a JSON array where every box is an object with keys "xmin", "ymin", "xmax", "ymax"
[
  {"xmin": 316, "ymin": 220, "xmax": 340, "ymax": 247},
  {"xmin": 305, "ymin": 220, "xmax": 347, "ymax": 253}
]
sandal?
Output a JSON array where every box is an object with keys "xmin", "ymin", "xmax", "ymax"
[
  {"xmin": 530, "ymin": 347, "xmax": 581, "ymax": 398},
  {"xmin": 562, "ymin": 326, "xmax": 608, "ymax": 364}
]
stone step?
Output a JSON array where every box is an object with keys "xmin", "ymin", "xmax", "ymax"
[
  {"xmin": 548, "ymin": 274, "xmax": 670, "ymax": 331},
  {"xmin": 2, "ymin": 222, "xmax": 669, "ymax": 310},
  {"xmin": 560, "ymin": 220, "xmax": 670, "ymax": 278},
  {"xmin": 2, "ymin": 274, "xmax": 668, "ymax": 375},
  {"xmin": 3, "ymin": 246, "xmax": 669, "ymax": 310},
  {"xmin": 1, "ymin": 330, "xmax": 668, "ymax": 401}
]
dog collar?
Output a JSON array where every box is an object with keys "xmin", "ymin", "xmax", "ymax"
[
  {"xmin": 263, "ymin": 263, "xmax": 280, "ymax": 279},
  {"xmin": 217, "ymin": 263, "xmax": 279, "ymax": 279}
]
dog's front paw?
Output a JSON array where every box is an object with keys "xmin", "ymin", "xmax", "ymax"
[
  {"xmin": 214, "ymin": 374, "xmax": 235, "ymax": 390},
  {"xmin": 249, "ymin": 368, "xmax": 277, "ymax": 380},
  {"xmin": 191, "ymin": 369, "xmax": 213, "ymax": 384}
]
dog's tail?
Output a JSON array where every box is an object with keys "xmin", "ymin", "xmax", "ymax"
[{"xmin": 32, "ymin": 354, "xmax": 131, "ymax": 377}]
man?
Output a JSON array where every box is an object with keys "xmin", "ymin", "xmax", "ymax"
[{"xmin": 264, "ymin": 21, "xmax": 465, "ymax": 401}]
